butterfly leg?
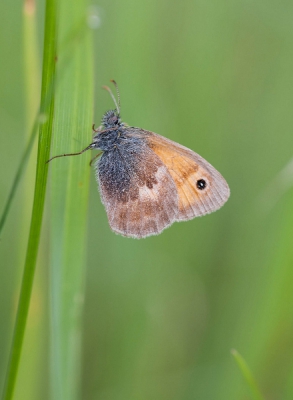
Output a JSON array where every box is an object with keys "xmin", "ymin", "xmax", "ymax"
[
  {"xmin": 92, "ymin": 123, "xmax": 103, "ymax": 134},
  {"xmin": 89, "ymin": 152, "xmax": 102, "ymax": 166}
]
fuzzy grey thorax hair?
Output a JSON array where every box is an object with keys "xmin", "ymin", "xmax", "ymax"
[{"xmin": 102, "ymin": 109, "xmax": 122, "ymax": 129}]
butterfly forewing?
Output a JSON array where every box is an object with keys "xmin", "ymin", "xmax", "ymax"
[{"xmin": 130, "ymin": 128, "xmax": 230, "ymax": 221}]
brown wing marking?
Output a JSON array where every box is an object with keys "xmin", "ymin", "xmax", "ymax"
[{"xmin": 98, "ymin": 151, "xmax": 179, "ymax": 239}]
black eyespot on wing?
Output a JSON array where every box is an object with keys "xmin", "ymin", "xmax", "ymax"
[{"xmin": 196, "ymin": 179, "xmax": 206, "ymax": 190}]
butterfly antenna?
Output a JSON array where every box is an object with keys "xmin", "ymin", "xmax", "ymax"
[
  {"xmin": 102, "ymin": 84, "xmax": 120, "ymax": 115},
  {"xmin": 110, "ymin": 80, "xmax": 121, "ymax": 113}
]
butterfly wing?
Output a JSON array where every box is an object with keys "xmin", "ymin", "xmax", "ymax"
[
  {"xmin": 135, "ymin": 128, "xmax": 230, "ymax": 220},
  {"xmin": 96, "ymin": 140, "xmax": 179, "ymax": 238}
]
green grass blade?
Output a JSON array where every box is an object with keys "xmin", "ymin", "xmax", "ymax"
[
  {"xmin": 2, "ymin": 0, "xmax": 57, "ymax": 398},
  {"xmin": 49, "ymin": 1, "xmax": 93, "ymax": 399},
  {"xmin": 12, "ymin": 2, "xmax": 43, "ymax": 399},
  {"xmin": 231, "ymin": 349, "xmax": 265, "ymax": 400},
  {"xmin": 0, "ymin": 120, "xmax": 38, "ymax": 236}
]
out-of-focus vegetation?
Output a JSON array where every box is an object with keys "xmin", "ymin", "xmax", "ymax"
[{"xmin": 1, "ymin": 0, "xmax": 293, "ymax": 399}]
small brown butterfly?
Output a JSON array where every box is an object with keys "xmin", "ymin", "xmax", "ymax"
[{"xmin": 47, "ymin": 81, "xmax": 230, "ymax": 238}]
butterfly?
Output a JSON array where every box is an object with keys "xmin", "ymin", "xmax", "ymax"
[{"xmin": 47, "ymin": 80, "xmax": 230, "ymax": 238}]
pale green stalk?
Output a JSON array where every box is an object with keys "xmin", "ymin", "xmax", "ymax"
[
  {"xmin": 2, "ymin": 0, "xmax": 57, "ymax": 398},
  {"xmin": 49, "ymin": 1, "xmax": 93, "ymax": 399},
  {"xmin": 231, "ymin": 349, "xmax": 265, "ymax": 400}
]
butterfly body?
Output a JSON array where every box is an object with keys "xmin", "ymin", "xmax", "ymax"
[{"xmin": 47, "ymin": 82, "xmax": 230, "ymax": 239}]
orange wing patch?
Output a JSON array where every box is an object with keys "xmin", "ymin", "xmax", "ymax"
[{"xmin": 146, "ymin": 132, "xmax": 230, "ymax": 220}]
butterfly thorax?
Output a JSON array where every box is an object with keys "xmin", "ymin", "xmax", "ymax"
[{"xmin": 93, "ymin": 109, "xmax": 137, "ymax": 152}]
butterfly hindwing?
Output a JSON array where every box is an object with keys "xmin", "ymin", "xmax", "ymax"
[{"xmin": 96, "ymin": 140, "xmax": 179, "ymax": 238}]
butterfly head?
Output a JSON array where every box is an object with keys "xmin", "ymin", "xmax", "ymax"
[
  {"xmin": 102, "ymin": 109, "xmax": 122, "ymax": 129},
  {"xmin": 101, "ymin": 80, "xmax": 122, "ymax": 130}
]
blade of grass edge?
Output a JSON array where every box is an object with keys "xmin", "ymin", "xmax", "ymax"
[
  {"xmin": 49, "ymin": 1, "xmax": 93, "ymax": 399},
  {"xmin": 231, "ymin": 349, "xmax": 265, "ymax": 400},
  {"xmin": 2, "ymin": 0, "xmax": 57, "ymax": 398}
]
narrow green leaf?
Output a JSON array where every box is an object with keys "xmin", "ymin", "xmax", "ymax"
[
  {"xmin": 12, "ymin": 2, "xmax": 42, "ymax": 398},
  {"xmin": 49, "ymin": 1, "xmax": 93, "ymax": 399},
  {"xmin": 0, "ymin": 120, "xmax": 38, "ymax": 236},
  {"xmin": 231, "ymin": 349, "xmax": 265, "ymax": 400},
  {"xmin": 2, "ymin": 0, "xmax": 57, "ymax": 398}
]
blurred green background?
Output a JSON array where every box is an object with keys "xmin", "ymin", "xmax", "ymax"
[{"xmin": 1, "ymin": 0, "xmax": 293, "ymax": 399}]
